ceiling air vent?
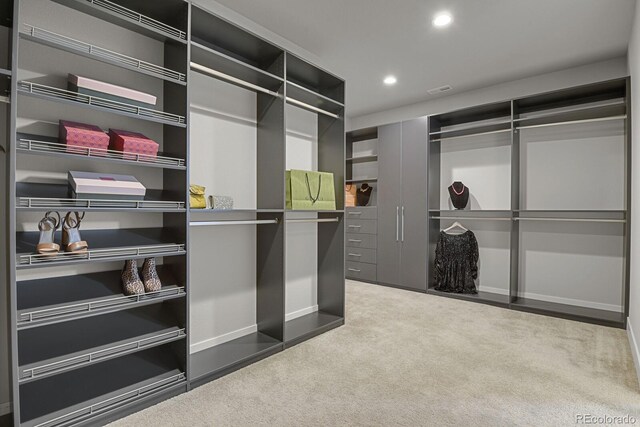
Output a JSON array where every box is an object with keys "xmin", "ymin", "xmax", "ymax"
[{"xmin": 427, "ymin": 85, "xmax": 452, "ymax": 95}]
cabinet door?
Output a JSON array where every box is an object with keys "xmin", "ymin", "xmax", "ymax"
[
  {"xmin": 376, "ymin": 123, "xmax": 402, "ymax": 286},
  {"xmin": 400, "ymin": 118, "xmax": 428, "ymax": 290}
]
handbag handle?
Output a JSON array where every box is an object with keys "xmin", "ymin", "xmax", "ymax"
[{"xmin": 305, "ymin": 173, "xmax": 322, "ymax": 204}]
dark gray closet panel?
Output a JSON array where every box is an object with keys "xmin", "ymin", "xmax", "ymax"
[
  {"xmin": 400, "ymin": 118, "xmax": 428, "ymax": 290},
  {"xmin": 376, "ymin": 123, "xmax": 402, "ymax": 286}
]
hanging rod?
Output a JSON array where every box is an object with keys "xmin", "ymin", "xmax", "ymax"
[
  {"xmin": 514, "ymin": 217, "xmax": 626, "ymax": 224},
  {"xmin": 430, "ymin": 128, "xmax": 511, "ymax": 142},
  {"xmin": 430, "ymin": 216, "xmax": 512, "ymax": 221},
  {"xmin": 190, "ymin": 219, "xmax": 279, "ymax": 227},
  {"xmin": 0, "ymin": 95, "xmax": 9, "ymax": 104},
  {"xmin": 285, "ymin": 97, "xmax": 340, "ymax": 119},
  {"xmin": 516, "ymin": 115, "xmax": 626, "ymax": 130},
  {"xmin": 190, "ymin": 62, "xmax": 280, "ymax": 97},
  {"xmin": 286, "ymin": 217, "xmax": 340, "ymax": 223}
]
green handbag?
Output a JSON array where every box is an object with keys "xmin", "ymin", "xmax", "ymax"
[{"xmin": 286, "ymin": 169, "xmax": 337, "ymax": 210}]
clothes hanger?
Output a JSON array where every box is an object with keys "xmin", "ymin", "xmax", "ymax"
[{"xmin": 443, "ymin": 221, "xmax": 468, "ymax": 235}]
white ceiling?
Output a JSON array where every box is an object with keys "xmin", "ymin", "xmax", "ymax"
[{"xmin": 213, "ymin": 0, "xmax": 636, "ymax": 118}]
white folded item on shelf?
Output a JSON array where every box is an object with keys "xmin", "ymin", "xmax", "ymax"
[{"xmin": 68, "ymin": 74, "xmax": 157, "ymax": 107}]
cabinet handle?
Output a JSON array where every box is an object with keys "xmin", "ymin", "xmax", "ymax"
[
  {"xmin": 348, "ymin": 239, "xmax": 362, "ymax": 243},
  {"xmin": 348, "ymin": 225, "xmax": 362, "ymax": 228},
  {"xmin": 348, "ymin": 268, "xmax": 361, "ymax": 272},
  {"xmin": 348, "ymin": 253, "xmax": 362, "ymax": 257},
  {"xmin": 348, "ymin": 211, "xmax": 362, "ymax": 215},
  {"xmin": 401, "ymin": 206, "xmax": 405, "ymax": 242},
  {"xmin": 396, "ymin": 206, "xmax": 399, "ymax": 241}
]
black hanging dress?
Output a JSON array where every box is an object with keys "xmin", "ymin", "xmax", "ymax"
[{"xmin": 434, "ymin": 230, "xmax": 479, "ymax": 294}]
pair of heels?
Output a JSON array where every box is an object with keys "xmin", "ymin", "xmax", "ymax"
[
  {"xmin": 122, "ymin": 258, "xmax": 161, "ymax": 296},
  {"xmin": 37, "ymin": 212, "xmax": 88, "ymax": 255}
]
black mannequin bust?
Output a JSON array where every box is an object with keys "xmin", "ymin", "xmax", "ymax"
[
  {"xmin": 357, "ymin": 183, "xmax": 373, "ymax": 206},
  {"xmin": 448, "ymin": 181, "xmax": 469, "ymax": 210}
]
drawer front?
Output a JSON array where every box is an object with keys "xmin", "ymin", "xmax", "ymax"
[
  {"xmin": 346, "ymin": 261, "xmax": 377, "ymax": 282},
  {"xmin": 346, "ymin": 207, "xmax": 377, "ymax": 220},
  {"xmin": 346, "ymin": 233, "xmax": 377, "ymax": 249},
  {"xmin": 345, "ymin": 219, "xmax": 377, "ymax": 235},
  {"xmin": 345, "ymin": 247, "xmax": 377, "ymax": 264}
]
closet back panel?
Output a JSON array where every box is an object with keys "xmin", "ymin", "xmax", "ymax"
[
  {"xmin": 439, "ymin": 133, "xmax": 511, "ymax": 210},
  {"xmin": 520, "ymin": 121, "xmax": 625, "ymax": 210},
  {"xmin": 285, "ymin": 104, "xmax": 318, "ymax": 320},
  {"xmin": 519, "ymin": 221, "xmax": 624, "ymax": 312}
]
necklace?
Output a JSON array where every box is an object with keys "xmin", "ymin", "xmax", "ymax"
[{"xmin": 451, "ymin": 183, "xmax": 465, "ymax": 196}]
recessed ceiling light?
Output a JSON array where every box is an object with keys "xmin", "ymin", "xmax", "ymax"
[
  {"xmin": 383, "ymin": 75, "xmax": 397, "ymax": 85},
  {"xmin": 433, "ymin": 12, "xmax": 453, "ymax": 28}
]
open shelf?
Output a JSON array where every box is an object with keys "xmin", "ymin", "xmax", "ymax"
[
  {"xmin": 515, "ymin": 101, "xmax": 626, "ymax": 129},
  {"xmin": 16, "ymin": 182, "xmax": 186, "ymax": 212},
  {"xmin": 286, "ymin": 53, "xmax": 343, "ymax": 104},
  {"xmin": 427, "ymin": 287, "xmax": 510, "ymax": 308},
  {"xmin": 17, "ymin": 267, "xmax": 184, "ymax": 329},
  {"xmin": 16, "ymin": 228, "xmax": 186, "ymax": 268},
  {"xmin": 190, "ymin": 41, "xmax": 283, "ymax": 95},
  {"xmin": 510, "ymin": 298, "xmax": 625, "ymax": 328},
  {"xmin": 190, "ymin": 332, "xmax": 282, "ymax": 384},
  {"xmin": 346, "ymin": 155, "xmax": 378, "ymax": 163},
  {"xmin": 18, "ymin": 304, "xmax": 185, "ymax": 382},
  {"xmin": 286, "ymin": 81, "xmax": 343, "ymax": 118},
  {"xmin": 18, "ymin": 81, "xmax": 186, "ymax": 127},
  {"xmin": 0, "ymin": 67, "xmax": 10, "ymax": 77},
  {"xmin": 429, "ymin": 210, "xmax": 512, "ymax": 220},
  {"xmin": 515, "ymin": 210, "xmax": 626, "ymax": 223},
  {"xmin": 429, "ymin": 122, "xmax": 512, "ymax": 142},
  {"xmin": 51, "ymin": 0, "xmax": 187, "ymax": 44},
  {"xmin": 16, "ymin": 134, "xmax": 186, "ymax": 170},
  {"xmin": 21, "ymin": 24, "xmax": 186, "ymax": 85},
  {"xmin": 346, "ymin": 178, "xmax": 377, "ymax": 184},
  {"xmin": 284, "ymin": 311, "xmax": 343, "ymax": 346},
  {"xmin": 19, "ymin": 346, "xmax": 185, "ymax": 427}
]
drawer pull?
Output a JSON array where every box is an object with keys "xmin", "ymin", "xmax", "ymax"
[
  {"xmin": 348, "ymin": 253, "xmax": 362, "ymax": 257},
  {"xmin": 348, "ymin": 239, "xmax": 362, "ymax": 243},
  {"xmin": 348, "ymin": 212, "xmax": 362, "ymax": 215},
  {"xmin": 348, "ymin": 225, "xmax": 362, "ymax": 228},
  {"xmin": 348, "ymin": 268, "xmax": 361, "ymax": 272}
]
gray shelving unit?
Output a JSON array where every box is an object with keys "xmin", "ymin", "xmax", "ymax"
[
  {"xmin": 427, "ymin": 78, "xmax": 630, "ymax": 328},
  {"xmin": 6, "ymin": 0, "xmax": 189, "ymax": 425}
]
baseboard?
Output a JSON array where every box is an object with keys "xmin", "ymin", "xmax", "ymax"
[
  {"xmin": 480, "ymin": 286, "xmax": 509, "ymax": 295},
  {"xmin": 627, "ymin": 319, "xmax": 640, "ymax": 387},
  {"xmin": 286, "ymin": 305, "xmax": 318, "ymax": 322},
  {"xmin": 0, "ymin": 402, "xmax": 11, "ymax": 416},
  {"xmin": 518, "ymin": 292, "xmax": 621, "ymax": 313},
  {"xmin": 190, "ymin": 324, "xmax": 258, "ymax": 354}
]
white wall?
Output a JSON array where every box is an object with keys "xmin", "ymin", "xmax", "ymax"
[
  {"xmin": 348, "ymin": 57, "xmax": 628, "ymax": 130},
  {"xmin": 626, "ymin": 0, "xmax": 640, "ymax": 386}
]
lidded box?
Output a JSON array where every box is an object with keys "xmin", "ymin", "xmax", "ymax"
[
  {"xmin": 108, "ymin": 129, "xmax": 159, "ymax": 160},
  {"xmin": 59, "ymin": 120, "xmax": 110, "ymax": 155},
  {"xmin": 68, "ymin": 171, "xmax": 146, "ymax": 200}
]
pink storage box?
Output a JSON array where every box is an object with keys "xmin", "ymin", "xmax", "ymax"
[
  {"xmin": 59, "ymin": 120, "xmax": 110, "ymax": 155},
  {"xmin": 108, "ymin": 129, "xmax": 159, "ymax": 160}
]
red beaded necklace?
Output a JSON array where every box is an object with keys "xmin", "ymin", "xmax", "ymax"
[{"xmin": 451, "ymin": 183, "xmax": 465, "ymax": 196}]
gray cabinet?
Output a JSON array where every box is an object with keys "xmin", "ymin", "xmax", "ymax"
[
  {"xmin": 377, "ymin": 118, "xmax": 428, "ymax": 291},
  {"xmin": 345, "ymin": 206, "xmax": 377, "ymax": 281}
]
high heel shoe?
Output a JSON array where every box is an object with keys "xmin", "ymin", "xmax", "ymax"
[
  {"xmin": 62, "ymin": 212, "xmax": 88, "ymax": 253},
  {"xmin": 36, "ymin": 211, "xmax": 61, "ymax": 255},
  {"xmin": 121, "ymin": 259, "xmax": 144, "ymax": 296},
  {"xmin": 141, "ymin": 258, "xmax": 161, "ymax": 292}
]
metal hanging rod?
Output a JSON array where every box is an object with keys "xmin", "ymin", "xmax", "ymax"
[
  {"xmin": 286, "ymin": 217, "xmax": 340, "ymax": 224},
  {"xmin": 430, "ymin": 216, "xmax": 512, "ymax": 221},
  {"xmin": 190, "ymin": 62, "xmax": 280, "ymax": 97},
  {"xmin": 515, "ymin": 217, "xmax": 626, "ymax": 224},
  {"xmin": 516, "ymin": 115, "xmax": 626, "ymax": 130},
  {"xmin": 285, "ymin": 97, "xmax": 340, "ymax": 119},
  {"xmin": 430, "ymin": 128, "xmax": 511, "ymax": 142},
  {"xmin": 190, "ymin": 219, "xmax": 279, "ymax": 227}
]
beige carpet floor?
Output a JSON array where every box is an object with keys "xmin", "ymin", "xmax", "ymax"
[{"xmin": 111, "ymin": 280, "xmax": 640, "ymax": 426}]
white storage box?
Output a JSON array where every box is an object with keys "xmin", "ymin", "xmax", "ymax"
[{"xmin": 68, "ymin": 171, "xmax": 146, "ymax": 200}]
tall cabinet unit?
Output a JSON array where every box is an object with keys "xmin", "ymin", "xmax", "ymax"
[
  {"xmin": 376, "ymin": 118, "xmax": 428, "ymax": 292},
  {"xmin": 8, "ymin": 0, "xmax": 189, "ymax": 425}
]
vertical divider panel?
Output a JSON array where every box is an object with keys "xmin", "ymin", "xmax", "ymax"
[
  {"xmin": 427, "ymin": 117, "xmax": 441, "ymax": 289},
  {"xmin": 509, "ymin": 100, "xmax": 520, "ymax": 303},
  {"xmin": 318, "ymin": 103, "xmax": 345, "ymax": 210},
  {"xmin": 257, "ymin": 212, "xmax": 285, "ymax": 341},
  {"xmin": 623, "ymin": 77, "xmax": 632, "ymax": 318},
  {"xmin": 318, "ymin": 212, "xmax": 345, "ymax": 317}
]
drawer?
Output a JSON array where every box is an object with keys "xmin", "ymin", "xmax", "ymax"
[
  {"xmin": 346, "ymin": 207, "xmax": 377, "ymax": 220},
  {"xmin": 345, "ymin": 247, "xmax": 376, "ymax": 264},
  {"xmin": 346, "ymin": 233, "xmax": 377, "ymax": 249},
  {"xmin": 346, "ymin": 261, "xmax": 376, "ymax": 282},
  {"xmin": 345, "ymin": 219, "xmax": 377, "ymax": 234}
]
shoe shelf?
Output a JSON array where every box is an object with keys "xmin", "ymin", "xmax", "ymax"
[
  {"xmin": 21, "ymin": 24, "xmax": 187, "ymax": 85},
  {"xmin": 17, "ymin": 135, "xmax": 186, "ymax": 170},
  {"xmin": 51, "ymin": 0, "xmax": 187, "ymax": 44},
  {"xmin": 16, "ymin": 182, "xmax": 186, "ymax": 212},
  {"xmin": 18, "ymin": 304, "xmax": 185, "ymax": 383},
  {"xmin": 17, "ymin": 81, "xmax": 187, "ymax": 127},
  {"xmin": 16, "ymin": 228, "xmax": 186, "ymax": 268},
  {"xmin": 19, "ymin": 347, "xmax": 186, "ymax": 427},
  {"xmin": 18, "ymin": 267, "xmax": 184, "ymax": 329}
]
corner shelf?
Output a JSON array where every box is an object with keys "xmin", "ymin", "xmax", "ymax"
[
  {"xmin": 17, "ymin": 81, "xmax": 187, "ymax": 127},
  {"xmin": 20, "ymin": 25, "xmax": 187, "ymax": 85},
  {"xmin": 51, "ymin": 0, "xmax": 187, "ymax": 44},
  {"xmin": 17, "ymin": 267, "xmax": 185, "ymax": 329},
  {"xmin": 16, "ymin": 182, "xmax": 186, "ymax": 212},
  {"xmin": 284, "ymin": 311, "xmax": 344, "ymax": 347},
  {"xmin": 16, "ymin": 135, "xmax": 186, "ymax": 170}
]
